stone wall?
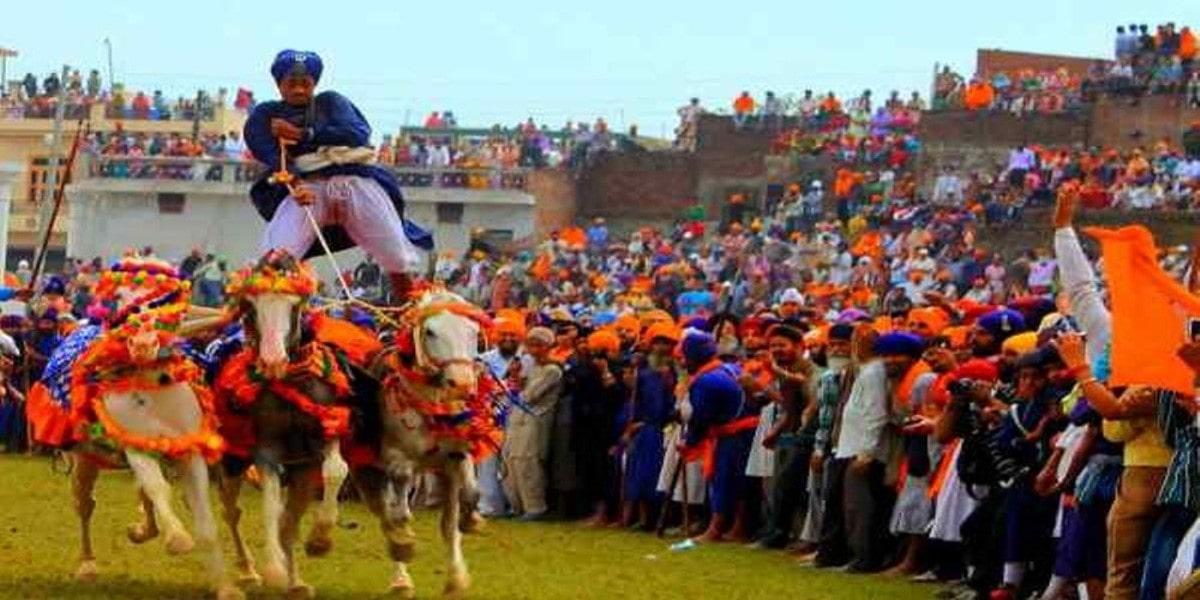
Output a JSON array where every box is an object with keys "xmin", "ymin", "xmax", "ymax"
[
  {"xmin": 975, "ymin": 49, "xmax": 1103, "ymax": 80},
  {"xmin": 526, "ymin": 169, "xmax": 577, "ymax": 236},
  {"xmin": 1090, "ymin": 95, "xmax": 1200, "ymax": 149},
  {"xmin": 575, "ymin": 149, "xmax": 698, "ymax": 224}
]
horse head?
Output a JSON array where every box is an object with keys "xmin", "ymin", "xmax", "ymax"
[
  {"xmin": 95, "ymin": 256, "xmax": 191, "ymax": 325},
  {"xmin": 227, "ymin": 249, "xmax": 317, "ymax": 380},
  {"xmin": 407, "ymin": 289, "xmax": 489, "ymax": 396}
]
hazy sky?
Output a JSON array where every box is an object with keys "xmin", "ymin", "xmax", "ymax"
[{"xmin": 5, "ymin": 1, "xmax": 1196, "ymax": 140}]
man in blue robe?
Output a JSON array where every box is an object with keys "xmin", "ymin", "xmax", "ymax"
[
  {"xmin": 681, "ymin": 331, "xmax": 758, "ymax": 542},
  {"xmin": 620, "ymin": 330, "xmax": 677, "ymax": 529},
  {"xmin": 244, "ymin": 49, "xmax": 433, "ymax": 302}
]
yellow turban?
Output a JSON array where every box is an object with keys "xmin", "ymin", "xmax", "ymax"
[{"xmin": 1001, "ymin": 332, "xmax": 1038, "ymax": 356}]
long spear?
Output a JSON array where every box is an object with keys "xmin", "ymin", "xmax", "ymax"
[{"xmin": 28, "ymin": 120, "xmax": 88, "ymax": 296}]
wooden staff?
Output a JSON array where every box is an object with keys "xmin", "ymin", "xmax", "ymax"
[{"xmin": 28, "ymin": 120, "xmax": 88, "ymax": 296}]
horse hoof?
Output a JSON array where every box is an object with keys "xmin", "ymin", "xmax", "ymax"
[
  {"xmin": 388, "ymin": 581, "xmax": 416, "ymax": 599},
  {"xmin": 460, "ymin": 512, "xmax": 486, "ymax": 534},
  {"xmin": 216, "ymin": 583, "xmax": 247, "ymax": 600},
  {"xmin": 286, "ymin": 584, "xmax": 315, "ymax": 600},
  {"xmin": 304, "ymin": 535, "xmax": 333, "ymax": 558},
  {"xmin": 236, "ymin": 569, "xmax": 262, "ymax": 588},
  {"xmin": 126, "ymin": 522, "xmax": 159, "ymax": 544},
  {"xmin": 443, "ymin": 572, "xmax": 470, "ymax": 598},
  {"xmin": 261, "ymin": 564, "xmax": 289, "ymax": 591},
  {"xmin": 75, "ymin": 560, "xmax": 99, "ymax": 582},
  {"xmin": 165, "ymin": 531, "xmax": 195, "ymax": 555}
]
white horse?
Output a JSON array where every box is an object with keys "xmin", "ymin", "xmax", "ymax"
[
  {"xmin": 214, "ymin": 253, "xmax": 350, "ymax": 599},
  {"xmin": 68, "ymin": 312, "xmax": 241, "ymax": 600},
  {"xmin": 359, "ymin": 288, "xmax": 488, "ymax": 598}
]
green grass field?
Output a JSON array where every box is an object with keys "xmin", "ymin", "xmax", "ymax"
[{"xmin": 0, "ymin": 455, "xmax": 930, "ymax": 599}]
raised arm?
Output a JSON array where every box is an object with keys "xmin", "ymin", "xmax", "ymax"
[{"xmin": 1052, "ymin": 186, "xmax": 1111, "ymax": 359}]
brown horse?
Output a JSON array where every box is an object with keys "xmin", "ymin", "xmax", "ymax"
[{"xmin": 213, "ymin": 251, "xmax": 351, "ymax": 599}]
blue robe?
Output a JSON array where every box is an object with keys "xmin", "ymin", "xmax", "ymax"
[
  {"xmin": 685, "ymin": 363, "xmax": 755, "ymax": 519},
  {"xmin": 623, "ymin": 366, "xmax": 675, "ymax": 503},
  {"xmin": 243, "ymin": 91, "xmax": 433, "ymax": 256}
]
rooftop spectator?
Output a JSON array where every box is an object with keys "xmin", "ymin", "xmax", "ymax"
[{"xmin": 732, "ymin": 91, "xmax": 755, "ymax": 130}]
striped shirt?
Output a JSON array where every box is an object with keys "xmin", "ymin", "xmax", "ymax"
[
  {"xmin": 1157, "ymin": 390, "xmax": 1200, "ymax": 513},
  {"xmin": 812, "ymin": 367, "xmax": 845, "ymax": 457}
]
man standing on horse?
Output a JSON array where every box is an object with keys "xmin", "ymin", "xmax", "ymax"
[{"xmin": 244, "ymin": 49, "xmax": 433, "ymax": 302}]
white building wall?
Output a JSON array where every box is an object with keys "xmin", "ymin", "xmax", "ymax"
[{"xmin": 65, "ymin": 179, "xmax": 535, "ymax": 277}]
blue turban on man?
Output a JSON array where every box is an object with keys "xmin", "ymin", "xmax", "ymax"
[
  {"xmin": 42, "ymin": 276, "xmax": 66, "ymax": 296},
  {"xmin": 271, "ymin": 50, "xmax": 324, "ymax": 84},
  {"xmin": 975, "ymin": 308, "xmax": 1026, "ymax": 342},
  {"xmin": 681, "ymin": 330, "xmax": 718, "ymax": 364},
  {"xmin": 874, "ymin": 332, "xmax": 925, "ymax": 358}
]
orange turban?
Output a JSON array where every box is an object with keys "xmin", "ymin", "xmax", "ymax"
[
  {"xmin": 640, "ymin": 309, "xmax": 673, "ymax": 329},
  {"xmin": 943, "ymin": 325, "xmax": 970, "ymax": 349},
  {"xmin": 494, "ymin": 309, "xmax": 527, "ymax": 337},
  {"xmin": 587, "ymin": 330, "xmax": 622, "ymax": 356},
  {"xmin": 615, "ymin": 314, "xmax": 641, "ymax": 338},
  {"xmin": 642, "ymin": 322, "xmax": 681, "ymax": 346},
  {"xmin": 907, "ymin": 307, "xmax": 948, "ymax": 337}
]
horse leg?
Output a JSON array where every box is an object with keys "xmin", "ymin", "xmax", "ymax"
[
  {"xmin": 281, "ymin": 472, "xmax": 316, "ymax": 600},
  {"xmin": 259, "ymin": 465, "xmax": 290, "ymax": 590},
  {"xmin": 351, "ymin": 466, "xmax": 416, "ymax": 598},
  {"xmin": 442, "ymin": 458, "xmax": 471, "ymax": 598},
  {"xmin": 458, "ymin": 456, "xmax": 484, "ymax": 534},
  {"xmin": 305, "ymin": 440, "xmax": 347, "ymax": 557},
  {"xmin": 127, "ymin": 487, "xmax": 160, "ymax": 544},
  {"xmin": 72, "ymin": 455, "xmax": 100, "ymax": 581},
  {"xmin": 180, "ymin": 455, "xmax": 243, "ymax": 600},
  {"xmin": 217, "ymin": 469, "xmax": 260, "ymax": 586},
  {"xmin": 383, "ymin": 455, "xmax": 417, "ymax": 548},
  {"xmin": 125, "ymin": 450, "xmax": 193, "ymax": 555}
]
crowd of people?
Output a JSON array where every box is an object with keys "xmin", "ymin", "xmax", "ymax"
[
  {"xmin": 378, "ymin": 117, "xmax": 624, "ymax": 172},
  {"xmin": 0, "ymin": 66, "xmax": 248, "ymax": 122},
  {"xmin": 931, "ymin": 141, "xmax": 1200, "ymax": 214},
  {"xmin": 3, "ymin": 152, "xmax": 1200, "ymax": 597},
  {"xmin": 83, "ymin": 130, "xmax": 254, "ymax": 181},
  {"xmin": 674, "ymin": 90, "xmax": 925, "ymax": 164},
  {"xmin": 937, "ymin": 22, "xmax": 1200, "ymax": 114}
]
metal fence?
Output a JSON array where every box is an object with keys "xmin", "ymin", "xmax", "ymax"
[{"xmin": 83, "ymin": 155, "xmax": 531, "ymax": 190}]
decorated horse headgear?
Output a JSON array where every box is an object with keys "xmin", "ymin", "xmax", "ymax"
[
  {"xmin": 95, "ymin": 256, "xmax": 190, "ymax": 328},
  {"xmin": 400, "ymin": 288, "xmax": 493, "ymax": 374},
  {"xmin": 225, "ymin": 249, "xmax": 318, "ymax": 301},
  {"xmin": 225, "ymin": 250, "xmax": 318, "ymax": 350}
]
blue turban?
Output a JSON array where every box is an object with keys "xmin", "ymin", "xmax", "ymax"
[
  {"xmin": 271, "ymin": 50, "xmax": 323, "ymax": 84},
  {"xmin": 681, "ymin": 331, "xmax": 718, "ymax": 364},
  {"xmin": 42, "ymin": 276, "xmax": 66, "ymax": 296},
  {"xmin": 874, "ymin": 332, "xmax": 925, "ymax": 358},
  {"xmin": 593, "ymin": 311, "xmax": 617, "ymax": 327},
  {"xmin": 975, "ymin": 308, "xmax": 1026, "ymax": 341},
  {"xmin": 829, "ymin": 323, "xmax": 855, "ymax": 342},
  {"xmin": 682, "ymin": 316, "xmax": 709, "ymax": 332}
]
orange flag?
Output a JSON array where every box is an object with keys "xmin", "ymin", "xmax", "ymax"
[{"xmin": 1085, "ymin": 225, "xmax": 1200, "ymax": 394}]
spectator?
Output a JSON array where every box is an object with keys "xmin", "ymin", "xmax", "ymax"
[
  {"xmin": 758, "ymin": 91, "xmax": 784, "ymax": 132},
  {"xmin": 733, "ymin": 91, "xmax": 755, "ymax": 130},
  {"xmin": 675, "ymin": 97, "xmax": 704, "ymax": 151},
  {"xmin": 86, "ymin": 70, "xmax": 101, "ymax": 97}
]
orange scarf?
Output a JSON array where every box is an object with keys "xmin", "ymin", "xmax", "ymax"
[
  {"xmin": 682, "ymin": 360, "xmax": 760, "ymax": 479},
  {"xmin": 894, "ymin": 360, "xmax": 932, "ymax": 412}
]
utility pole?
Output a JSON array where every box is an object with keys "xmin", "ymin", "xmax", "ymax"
[
  {"xmin": 33, "ymin": 64, "xmax": 70, "ymax": 280},
  {"xmin": 0, "ymin": 48, "xmax": 17, "ymax": 96},
  {"xmin": 191, "ymin": 89, "xmax": 203, "ymax": 141},
  {"xmin": 104, "ymin": 38, "xmax": 114, "ymax": 91}
]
